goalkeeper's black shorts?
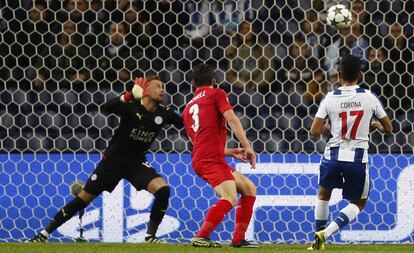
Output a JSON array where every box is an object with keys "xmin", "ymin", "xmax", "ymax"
[{"xmin": 83, "ymin": 158, "xmax": 162, "ymax": 196}]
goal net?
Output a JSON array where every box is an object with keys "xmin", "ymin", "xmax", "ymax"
[{"xmin": 1, "ymin": 0, "xmax": 413, "ymax": 243}]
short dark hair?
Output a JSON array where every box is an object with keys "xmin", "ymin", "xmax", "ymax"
[
  {"xmin": 192, "ymin": 63, "xmax": 215, "ymax": 87},
  {"xmin": 34, "ymin": 0, "xmax": 47, "ymax": 7},
  {"xmin": 340, "ymin": 54, "xmax": 361, "ymax": 82}
]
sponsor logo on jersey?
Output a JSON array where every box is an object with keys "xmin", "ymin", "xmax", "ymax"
[
  {"xmin": 154, "ymin": 116, "xmax": 163, "ymax": 125},
  {"xmin": 129, "ymin": 128, "xmax": 155, "ymax": 142},
  {"xmin": 136, "ymin": 112, "xmax": 143, "ymax": 120}
]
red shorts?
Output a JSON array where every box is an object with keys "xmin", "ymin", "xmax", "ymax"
[{"xmin": 193, "ymin": 160, "xmax": 235, "ymax": 188}]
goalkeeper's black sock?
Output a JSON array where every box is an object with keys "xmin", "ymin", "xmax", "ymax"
[
  {"xmin": 147, "ymin": 186, "xmax": 170, "ymax": 236},
  {"xmin": 45, "ymin": 197, "xmax": 88, "ymax": 234}
]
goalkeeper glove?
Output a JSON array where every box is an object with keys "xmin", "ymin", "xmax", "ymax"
[
  {"xmin": 132, "ymin": 77, "xmax": 149, "ymax": 99},
  {"xmin": 120, "ymin": 77, "xmax": 149, "ymax": 103}
]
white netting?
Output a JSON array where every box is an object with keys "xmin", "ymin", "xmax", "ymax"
[{"xmin": 0, "ymin": 0, "xmax": 413, "ymax": 243}]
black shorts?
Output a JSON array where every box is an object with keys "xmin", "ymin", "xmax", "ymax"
[{"xmin": 83, "ymin": 159, "xmax": 162, "ymax": 196}]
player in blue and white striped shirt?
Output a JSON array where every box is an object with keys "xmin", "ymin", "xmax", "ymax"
[{"xmin": 308, "ymin": 54, "xmax": 393, "ymax": 250}]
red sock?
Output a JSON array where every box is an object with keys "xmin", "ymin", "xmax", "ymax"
[
  {"xmin": 232, "ymin": 195, "xmax": 256, "ymax": 244},
  {"xmin": 196, "ymin": 199, "xmax": 233, "ymax": 238}
]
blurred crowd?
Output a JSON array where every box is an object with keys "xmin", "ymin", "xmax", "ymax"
[{"xmin": 0, "ymin": 0, "xmax": 413, "ymax": 154}]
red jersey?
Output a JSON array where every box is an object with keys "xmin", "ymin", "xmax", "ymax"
[{"xmin": 182, "ymin": 86, "xmax": 233, "ymax": 163}]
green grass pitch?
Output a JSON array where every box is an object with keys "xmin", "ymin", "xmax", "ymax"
[{"xmin": 0, "ymin": 243, "xmax": 413, "ymax": 253}]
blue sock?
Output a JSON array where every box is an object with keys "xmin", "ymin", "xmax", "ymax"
[
  {"xmin": 315, "ymin": 219, "xmax": 328, "ymax": 231},
  {"xmin": 333, "ymin": 212, "xmax": 350, "ymax": 230},
  {"xmin": 325, "ymin": 203, "xmax": 360, "ymax": 237}
]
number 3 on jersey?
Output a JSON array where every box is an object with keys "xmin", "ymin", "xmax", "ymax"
[
  {"xmin": 189, "ymin": 104, "xmax": 200, "ymax": 132},
  {"xmin": 339, "ymin": 110, "xmax": 364, "ymax": 140}
]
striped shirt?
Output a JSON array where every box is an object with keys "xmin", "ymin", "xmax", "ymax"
[{"xmin": 315, "ymin": 85, "xmax": 387, "ymax": 163}]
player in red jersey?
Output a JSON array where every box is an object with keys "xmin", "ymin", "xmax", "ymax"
[{"xmin": 182, "ymin": 63, "xmax": 258, "ymax": 248}]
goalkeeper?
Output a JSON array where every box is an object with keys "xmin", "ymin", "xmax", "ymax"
[{"xmin": 28, "ymin": 76, "xmax": 183, "ymax": 243}]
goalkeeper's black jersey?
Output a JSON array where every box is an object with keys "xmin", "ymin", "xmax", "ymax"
[{"xmin": 101, "ymin": 97, "xmax": 183, "ymax": 163}]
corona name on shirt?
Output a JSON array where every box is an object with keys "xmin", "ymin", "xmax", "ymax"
[{"xmin": 340, "ymin": 101, "xmax": 362, "ymax": 109}]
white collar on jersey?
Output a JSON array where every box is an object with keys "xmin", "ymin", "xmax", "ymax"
[{"xmin": 338, "ymin": 85, "xmax": 360, "ymax": 90}]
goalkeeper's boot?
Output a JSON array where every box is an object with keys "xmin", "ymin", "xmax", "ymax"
[
  {"xmin": 231, "ymin": 239, "xmax": 260, "ymax": 248},
  {"xmin": 307, "ymin": 230, "xmax": 327, "ymax": 250},
  {"xmin": 26, "ymin": 231, "xmax": 49, "ymax": 243},
  {"xmin": 144, "ymin": 235, "xmax": 167, "ymax": 244},
  {"xmin": 190, "ymin": 237, "xmax": 222, "ymax": 248}
]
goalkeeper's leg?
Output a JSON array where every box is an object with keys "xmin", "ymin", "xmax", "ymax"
[
  {"xmin": 128, "ymin": 164, "xmax": 171, "ymax": 243},
  {"xmin": 27, "ymin": 190, "xmax": 95, "ymax": 242},
  {"xmin": 145, "ymin": 177, "xmax": 170, "ymax": 243}
]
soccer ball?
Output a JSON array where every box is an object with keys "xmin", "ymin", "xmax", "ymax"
[{"xmin": 327, "ymin": 4, "xmax": 352, "ymax": 29}]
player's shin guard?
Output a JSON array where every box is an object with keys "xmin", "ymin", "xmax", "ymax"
[
  {"xmin": 147, "ymin": 186, "xmax": 170, "ymax": 236},
  {"xmin": 45, "ymin": 196, "xmax": 88, "ymax": 234},
  {"xmin": 325, "ymin": 203, "xmax": 360, "ymax": 237},
  {"xmin": 232, "ymin": 195, "xmax": 256, "ymax": 244},
  {"xmin": 315, "ymin": 199, "xmax": 329, "ymax": 231},
  {"xmin": 196, "ymin": 199, "xmax": 233, "ymax": 239}
]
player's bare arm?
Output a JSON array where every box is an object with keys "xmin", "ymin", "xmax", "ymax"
[
  {"xmin": 224, "ymin": 148, "xmax": 247, "ymax": 161},
  {"xmin": 223, "ymin": 109, "xmax": 256, "ymax": 169},
  {"xmin": 371, "ymin": 117, "xmax": 393, "ymax": 133},
  {"xmin": 310, "ymin": 117, "xmax": 326, "ymax": 136}
]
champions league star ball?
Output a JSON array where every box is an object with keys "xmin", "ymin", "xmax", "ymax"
[{"xmin": 327, "ymin": 4, "xmax": 352, "ymax": 29}]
